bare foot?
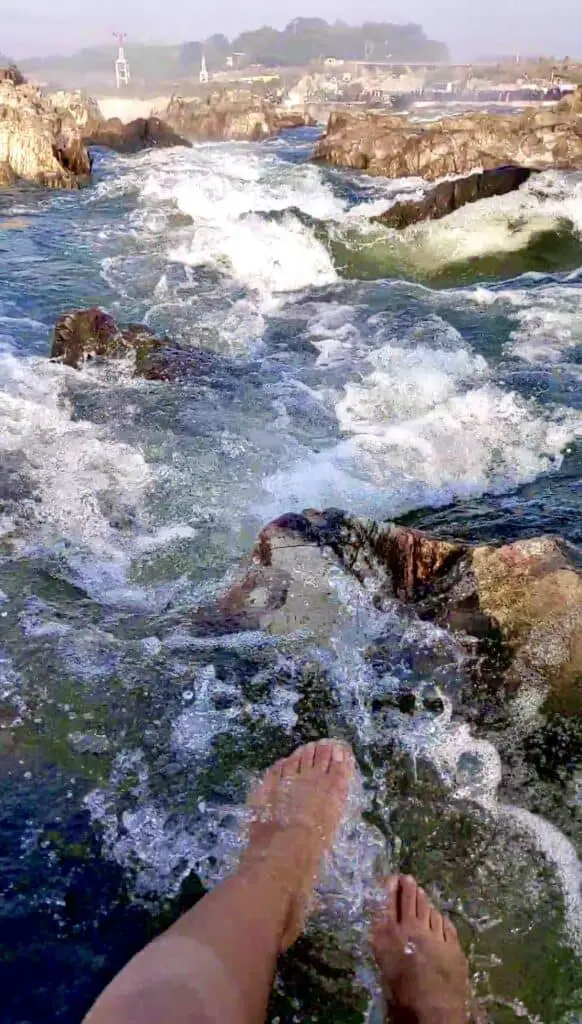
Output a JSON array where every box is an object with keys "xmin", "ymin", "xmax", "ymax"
[
  {"xmin": 372, "ymin": 875, "xmax": 471, "ymax": 1024},
  {"xmin": 241, "ymin": 739, "xmax": 355, "ymax": 952}
]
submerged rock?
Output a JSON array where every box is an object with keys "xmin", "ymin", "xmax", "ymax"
[
  {"xmin": 0, "ymin": 71, "xmax": 92, "ymax": 189},
  {"xmin": 217, "ymin": 510, "xmax": 582, "ymax": 713},
  {"xmin": 314, "ymin": 107, "xmax": 582, "ymax": 180},
  {"xmin": 377, "ymin": 165, "xmax": 534, "ymax": 230},
  {"xmin": 163, "ymin": 92, "xmax": 315, "ymax": 143},
  {"xmin": 135, "ymin": 342, "xmax": 231, "ymax": 382}
]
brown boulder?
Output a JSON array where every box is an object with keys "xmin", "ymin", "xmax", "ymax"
[
  {"xmin": 51, "ymin": 308, "xmax": 232, "ymax": 383},
  {"xmin": 84, "ymin": 116, "xmax": 191, "ymax": 154},
  {"xmin": 470, "ymin": 538, "xmax": 582, "ymax": 713},
  {"xmin": 52, "ymin": 308, "xmax": 129, "ymax": 367},
  {"xmin": 377, "ymin": 165, "xmax": 534, "ymax": 230},
  {"xmin": 557, "ymin": 84, "xmax": 582, "ymax": 114}
]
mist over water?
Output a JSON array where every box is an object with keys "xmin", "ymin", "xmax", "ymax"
[{"xmin": 0, "ymin": 132, "xmax": 581, "ymax": 1022}]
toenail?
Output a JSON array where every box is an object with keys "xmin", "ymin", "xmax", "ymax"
[{"xmin": 332, "ymin": 745, "xmax": 345, "ymax": 762}]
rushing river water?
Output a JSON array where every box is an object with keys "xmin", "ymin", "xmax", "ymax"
[{"xmin": 0, "ymin": 130, "xmax": 581, "ymax": 1023}]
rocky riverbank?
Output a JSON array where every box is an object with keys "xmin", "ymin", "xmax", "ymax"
[
  {"xmin": 163, "ymin": 91, "xmax": 315, "ymax": 142},
  {"xmin": 313, "ymin": 93, "xmax": 582, "ymax": 228},
  {"xmin": 314, "ymin": 96, "xmax": 582, "ymax": 180},
  {"xmin": 0, "ymin": 70, "xmax": 92, "ymax": 188}
]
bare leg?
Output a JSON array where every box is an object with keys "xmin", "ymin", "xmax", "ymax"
[
  {"xmin": 372, "ymin": 875, "xmax": 471, "ymax": 1024},
  {"xmin": 84, "ymin": 739, "xmax": 355, "ymax": 1024}
]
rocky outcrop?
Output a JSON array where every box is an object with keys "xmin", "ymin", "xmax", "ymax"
[
  {"xmin": 377, "ymin": 165, "xmax": 534, "ymax": 229},
  {"xmin": 164, "ymin": 93, "xmax": 315, "ymax": 143},
  {"xmin": 314, "ymin": 107, "xmax": 582, "ymax": 181},
  {"xmin": 558, "ymin": 84, "xmax": 582, "ymax": 114},
  {"xmin": 51, "ymin": 308, "xmax": 230, "ymax": 382},
  {"xmin": 51, "ymin": 90, "xmax": 103, "ymax": 132},
  {"xmin": 84, "ymin": 116, "xmax": 191, "ymax": 154},
  {"xmin": 212, "ymin": 510, "xmax": 582, "ymax": 713},
  {"xmin": 0, "ymin": 72, "xmax": 92, "ymax": 188},
  {"xmin": 51, "ymin": 91, "xmax": 190, "ymax": 154},
  {"xmin": 0, "ymin": 65, "xmax": 26, "ymax": 87}
]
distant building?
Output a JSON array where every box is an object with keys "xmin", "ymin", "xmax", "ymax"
[
  {"xmin": 324, "ymin": 57, "xmax": 344, "ymax": 67},
  {"xmin": 200, "ymin": 54, "xmax": 209, "ymax": 84}
]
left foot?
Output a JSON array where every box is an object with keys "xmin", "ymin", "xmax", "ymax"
[{"xmin": 241, "ymin": 739, "xmax": 355, "ymax": 951}]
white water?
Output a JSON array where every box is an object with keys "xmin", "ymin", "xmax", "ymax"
[
  {"xmin": 2, "ymin": 139, "xmax": 582, "ymax": 1021},
  {"xmin": 375, "ymin": 170, "xmax": 582, "ymax": 268}
]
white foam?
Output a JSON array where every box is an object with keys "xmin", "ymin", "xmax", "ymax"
[
  {"xmin": 425, "ymin": 717, "xmax": 582, "ymax": 948},
  {"xmin": 466, "ymin": 281, "xmax": 582, "ymax": 364},
  {"xmin": 0, "ymin": 344, "xmax": 197, "ymax": 602},
  {"xmin": 336, "ymin": 343, "xmax": 488, "ymax": 427},
  {"xmin": 133, "ymin": 145, "xmax": 341, "ymax": 301},
  {"xmin": 263, "ymin": 357, "xmax": 575, "ymax": 520},
  {"xmin": 169, "ymin": 211, "xmax": 337, "ymax": 298},
  {"xmin": 0, "ymin": 348, "xmax": 150, "ymax": 552}
]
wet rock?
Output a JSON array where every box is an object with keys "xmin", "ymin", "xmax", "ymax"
[
  {"xmin": 52, "ymin": 308, "xmax": 131, "ymax": 368},
  {"xmin": 314, "ymin": 107, "xmax": 582, "ymax": 180},
  {"xmin": 376, "ymin": 166, "xmax": 534, "ymax": 230},
  {"xmin": 0, "ymin": 73, "xmax": 92, "ymax": 189},
  {"xmin": 222, "ymin": 510, "xmax": 581, "ymax": 712},
  {"xmin": 163, "ymin": 92, "xmax": 315, "ymax": 143},
  {"xmin": 51, "ymin": 91, "xmax": 190, "ymax": 154},
  {"xmin": 469, "ymin": 537, "xmax": 582, "ymax": 714},
  {"xmin": 84, "ymin": 116, "xmax": 191, "ymax": 154},
  {"xmin": 67, "ymin": 732, "xmax": 111, "ymax": 756},
  {"xmin": 51, "ymin": 308, "xmax": 232, "ymax": 382}
]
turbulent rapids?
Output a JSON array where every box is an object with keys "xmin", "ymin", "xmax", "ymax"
[{"xmin": 0, "ymin": 131, "xmax": 581, "ymax": 1023}]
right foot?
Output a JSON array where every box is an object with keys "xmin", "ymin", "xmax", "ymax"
[
  {"xmin": 242, "ymin": 739, "xmax": 355, "ymax": 952},
  {"xmin": 372, "ymin": 875, "xmax": 471, "ymax": 1024}
]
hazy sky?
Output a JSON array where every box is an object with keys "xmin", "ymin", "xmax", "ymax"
[{"xmin": 1, "ymin": 0, "xmax": 580, "ymax": 61}]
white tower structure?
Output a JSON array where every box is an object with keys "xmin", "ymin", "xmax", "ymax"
[
  {"xmin": 200, "ymin": 53, "xmax": 209, "ymax": 84},
  {"xmin": 114, "ymin": 33, "xmax": 131, "ymax": 89}
]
